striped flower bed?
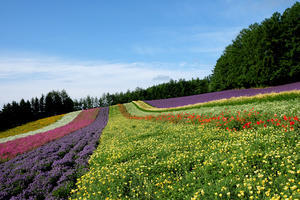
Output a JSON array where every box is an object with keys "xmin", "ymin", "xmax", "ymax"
[
  {"xmin": 0, "ymin": 111, "xmax": 81, "ymax": 144},
  {"xmin": 134, "ymin": 90, "xmax": 300, "ymax": 112},
  {"xmin": 0, "ymin": 108, "xmax": 99, "ymax": 160},
  {"xmin": 0, "ymin": 114, "xmax": 65, "ymax": 139},
  {"xmin": 144, "ymin": 82, "xmax": 300, "ymax": 108},
  {"xmin": 0, "ymin": 107, "xmax": 109, "ymax": 200}
]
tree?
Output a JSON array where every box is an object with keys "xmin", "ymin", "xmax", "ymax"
[
  {"xmin": 210, "ymin": 2, "xmax": 300, "ymax": 90},
  {"xmin": 60, "ymin": 89, "xmax": 74, "ymax": 112},
  {"xmin": 39, "ymin": 94, "xmax": 45, "ymax": 114}
]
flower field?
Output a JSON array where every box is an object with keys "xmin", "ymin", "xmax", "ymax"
[
  {"xmin": 0, "ymin": 108, "xmax": 99, "ymax": 160},
  {"xmin": 134, "ymin": 90, "xmax": 300, "ymax": 112},
  {"xmin": 0, "ymin": 111, "xmax": 81, "ymax": 144},
  {"xmin": 120, "ymin": 104, "xmax": 299, "ymax": 133},
  {"xmin": 0, "ymin": 113, "xmax": 65, "ymax": 139},
  {"xmin": 125, "ymin": 92, "xmax": 300, "ymax": 132},
  {"xmin": 144, "ymin": 81, "xmax": 300, "ymax": 108},
  {"xmin": 70, "ymin": 105, "xmax": 299, "ymax": 200},
  {"xmin": 127, "ymin": 97, "xmax": 300, "ymax": 118},
  {"xmin": 0, "ymin": 107, "xmax": 109, "ymax": 199},
  {"xmin": 0, "ymin": 83, "xmax": 299, "ymax": 199}
]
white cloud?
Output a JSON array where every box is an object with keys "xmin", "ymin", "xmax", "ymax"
[{"xmin": 0, "ymin": 55, "xmax": 211, "ymax": 107}]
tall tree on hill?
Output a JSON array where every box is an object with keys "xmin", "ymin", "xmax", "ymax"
[
  {"xmin": 45, "ymin": 92, "xmax": 56, "ymax": 115},
  {"xmin": 1, "ymin": 103, "xmax": 13, "ymax": 130},
  {"xmin": 31, "ymin": 97, "xmax": 40, "ymax": 116},
  {"xmin": 60, "ymin": 89, "xmax": 74, "ymax": 113},
  {"xmin": 210, "ymin": 2, "xmax": 300, "ymax": 91},
  {"xmin": 39, "ymin": 94, "xmax": 45, "ymax": 114},
  {"xmin": 45, "ymin": 90, "xmax": 73, "ymax": 115},
  {"xmin": 280, "ymin": 2, "xmax": 300, "ymax": 83}
]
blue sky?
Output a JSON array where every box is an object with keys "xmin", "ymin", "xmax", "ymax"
[{"xmin": 0, "ymin": 0, "xmax": 297, "ymax": 106}]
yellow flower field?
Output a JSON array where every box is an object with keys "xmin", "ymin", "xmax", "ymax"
[{"xmin": 71, "ymin": 105, "xmax": 299, "ymax": 199}]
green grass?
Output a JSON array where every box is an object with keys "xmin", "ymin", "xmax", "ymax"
[{"xmin": 71, "ymin": 105, "xmax": 299, "ymax": 200}]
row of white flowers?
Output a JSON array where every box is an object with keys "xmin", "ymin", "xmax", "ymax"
[{"xmin": 0, "ymin": 111, "xmax": 81, "ymax": 144}]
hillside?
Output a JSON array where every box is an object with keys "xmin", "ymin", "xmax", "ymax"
[
  {"xmin": 71, "ymin": 90, "xmax": 299, "ymax": 199},
  {"xmin": 0, "ymin": 84, "xmax": 299, "ymax": 199}
]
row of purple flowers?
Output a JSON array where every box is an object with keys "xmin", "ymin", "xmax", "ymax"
[
  {"xmin": 0, "ymin": 107, "xmax": 109, "ymax": 200},
  {"xmin": 145, "ymin": 82, "xmax": 300, "ymax": 108}
]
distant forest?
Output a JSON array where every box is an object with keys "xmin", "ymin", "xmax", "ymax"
[
  {"xmin": 0, "ymin": 90, "xmax": 74, "ymax": 131},
  {"xmin": 0, "ymin": 2, "xmax": 299, "ymax": 131}
]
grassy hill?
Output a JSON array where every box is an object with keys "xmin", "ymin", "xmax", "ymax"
[{"xmin": 0, "ymin": 86, "xmax": 299, "ymax": 199}]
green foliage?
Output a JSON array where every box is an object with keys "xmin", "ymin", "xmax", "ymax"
[
  {"xmin": 52, "ymin": 181, "xmax": 75, "ymax": 199},
  {"xmin": 46, "ymin": 89, "xmax": 74, "ymax": 115},
  {"xmin": 210, "ymin": 2, "xmax": 300, "ymax": 91}
]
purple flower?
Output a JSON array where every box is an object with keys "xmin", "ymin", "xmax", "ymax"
[
  {"xmin": 0, "ymin": 107, "xmax": 109, "ymax": 200},
  {"xmin": 145, "ymin": 82, "xmax": 300, "ymax": 108}
]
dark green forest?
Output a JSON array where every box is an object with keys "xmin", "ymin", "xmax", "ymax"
[
  {"xmin": 0, "ymin": 90, "xmax": 74, "ymax": 131},
  {"xmin": 0, "ymin": 2, "xmax": 299, "ymax": 131},
  {"xmin": 210, "ymin": 2, "xmax": 300, "ymax": 90}
]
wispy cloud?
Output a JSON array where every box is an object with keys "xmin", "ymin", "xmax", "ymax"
[{"xmin": 0, "ymin": 55, "xmax": 211, "ymax": 107}]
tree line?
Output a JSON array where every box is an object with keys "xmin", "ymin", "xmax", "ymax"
[
  {"xmin": 1, "ymin": 3, "xmax": 299, "ymax": 131},
  {"xmin": 0, "ymin": 90, "xmax": 74, "ymax": 131},
  {"xmin": 210, "ymin": 2, "xmax": 300, "ymax": 91},
  {"xmin": 74, "ymin": 78, "xmax": 210, "ymax": 109}
]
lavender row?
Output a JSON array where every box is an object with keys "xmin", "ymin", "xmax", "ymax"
[
  {"xmin": 0, "ymin": 107, "xmax": 109, "ymax": 200},
  {"xmin": 145, "ymin": 82, "xmax": 300, "ymax": 108}
]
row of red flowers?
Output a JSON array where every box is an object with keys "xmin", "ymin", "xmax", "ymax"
[{"xmin": 118, "ymin": 104, "xmax": 299, "ymax": 132}]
